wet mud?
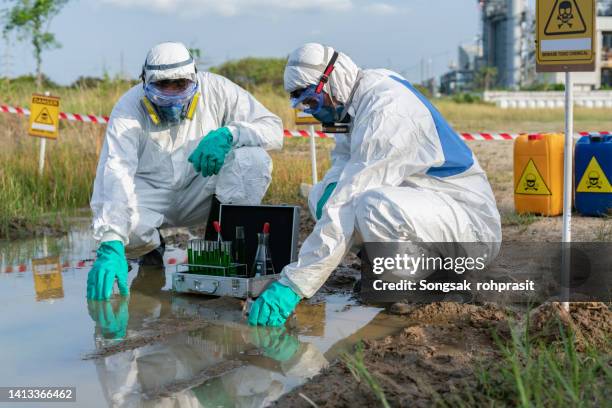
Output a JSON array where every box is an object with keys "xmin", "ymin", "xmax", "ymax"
[{"xmin": 274, "ymin": 302, "xmax": 611, "ymax": 408}]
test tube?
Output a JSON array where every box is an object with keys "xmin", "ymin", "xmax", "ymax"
[
  {"xmin": 223, "ymin": 241, "xmax": 233, "ymax": 269},
  {"xmin": 196, "ymin": 239, "xmax": 203, "ymax": 272}
]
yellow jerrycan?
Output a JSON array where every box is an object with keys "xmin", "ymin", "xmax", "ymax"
[{"xmin": 514, "ymin": 133, "xmax": 565, "ymax": 216}]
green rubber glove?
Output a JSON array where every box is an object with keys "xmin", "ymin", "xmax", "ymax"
[
  {"xmin": 87, "ymin": 240, "xmax": 129, "ymax": 300},
  {"xmin": 87, "ymin": 298, "xmax": 129, "ymax": 340},
  {"xmin": 249, "ymin": 326, "xmax": 300, "ymax": 362},
  {"xmin": 188, "ymin": 127, "xmax": 233, "ymax": 177},
  {"xmin": 248, "ymin": 282, "xmax": 301, "ymax": 327},
  {"xmin": 316, "ymin": 182, "xmax": 337, "ymax": 220}
]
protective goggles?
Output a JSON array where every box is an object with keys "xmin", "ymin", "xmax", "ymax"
[
  {"xmin": 290, "ymin": 85, "xmax": 326, "ymax": 114},
  {"xmin": 144, "ymin": 80, "xmax": 198, "ymax": 107},
  {"xmin": 290, "ymin": 51, "xmax": 339, "ymax": 114}
]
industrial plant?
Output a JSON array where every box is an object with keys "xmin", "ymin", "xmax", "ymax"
[{"xmin": 440, "ymin": 0, "xmax": 612, "ymax": 94}]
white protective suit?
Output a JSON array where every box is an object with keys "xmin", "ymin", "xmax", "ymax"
[
  {"xmin": 279, "ymin": 43, "xmax": 502, "ymax": 298},
  {"xmin": 91, "ymin": 43, "xmax": 283, "ymax": 257}
]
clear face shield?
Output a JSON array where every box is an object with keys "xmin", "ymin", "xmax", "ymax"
[
  {"xmin": 143, "ymin": 79, "xmax": 198, "ymax": 125},
  {"xmin": 144, "ymin": 79, "xmax": 198, "ymax": 107}
]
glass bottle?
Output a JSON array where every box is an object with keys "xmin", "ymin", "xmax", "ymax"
[
  {"xmin": 251, "ymin": 232, "xmax": 274, "ymax": 277},
  {"xmin": 234, "ymin": 226, "xmax": 246, "ymax": 265}
]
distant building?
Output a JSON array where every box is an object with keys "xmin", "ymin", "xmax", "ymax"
[
  {"xmin": 439, "ymin": 44, "xmax": 481, "ymax": 94},
  {"xmin": 480, "ymin": 0, "xmax": 532, "ymax": 89}
]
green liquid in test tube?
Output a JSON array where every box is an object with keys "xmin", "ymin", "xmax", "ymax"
[{"xmin": 187, "ymin": 240, "xmax": 193, "ymax": 273}]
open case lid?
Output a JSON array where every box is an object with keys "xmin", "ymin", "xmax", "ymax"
[{"xmin": 205, "ymin": 198, "xmax": 300, "ymax": 274}]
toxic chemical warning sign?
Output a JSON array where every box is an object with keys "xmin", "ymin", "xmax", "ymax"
[
  {"xmin": 516, "ymin": 159, "xmax": 552, "ymax": 195},
  {"xmin": 536, "ymin": 0, "xmax": 595, "ymax": 72},
  {"xmin": 576, "ymin": 157, "xmax": 612, "ymax": 193},
  {"xmin": 28, "ymin": 94, "xmax": 60, "ymax": 139},
  {"xmin": 544, "ymin": 0, "xmax": 587, "ymax": 35}
]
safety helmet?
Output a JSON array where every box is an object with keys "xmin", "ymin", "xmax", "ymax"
[{"xmin": 141, "ymin": 42, "xmax": 197, "ymax": 85}]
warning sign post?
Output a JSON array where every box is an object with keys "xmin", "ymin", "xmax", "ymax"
[
  {"xmin": 294, "ymin": 109, "xmax": 320, "ymax": 185},
  {"xmin": 536, "ymin": 0, "xmax": 596, "ymax": 311},
  {"xmin": 536, "ymin": 0, "xmax": 596, "ymax": 72},
  {"xmin": 28, "ymin": 94, "xmax": 60, "ymax": 139},
  {"xmin": 28, "ymin": 93, "xmax": 60, "ymax": 176}
]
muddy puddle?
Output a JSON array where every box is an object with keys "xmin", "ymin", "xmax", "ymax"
[{"xmin": 0, "ymin": 226, "xmax": 409, "ymax": 408}]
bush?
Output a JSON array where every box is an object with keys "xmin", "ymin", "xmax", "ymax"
[
  {"xmin": 1, "ymin": 74, "xmax": 59, "ymax": 89},
  {"xmin": 210, "ymin": 57, "xmax": 287, "ymax": 90},
  {"xmin": 521, "ymin": 82, "xmax": 566, "ymax": 91},
  {"xmin": 452, "ymin": 92, "xmax": 482, "ymax": 104}
]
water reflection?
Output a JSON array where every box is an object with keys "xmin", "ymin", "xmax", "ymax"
[
  {"xmin": 88, "ymin": 265, "xmax": 330, "ymax": 407},
  {"xmin": 1, "ymin": 227, "xmax": 407, "ymax": 408},
  {"xmin": 32, "ymin": 256, "xmax": 64, "ymax": 301}
]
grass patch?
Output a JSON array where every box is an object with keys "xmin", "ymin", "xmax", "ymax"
[
  {"xmin": 592, "ymin": 217, "xmax": 612, "ymax": 242},
  {"xmin": 434, "ymin": 99, "xmax": 612, "ymax": 133},
  {"xmin": 341, "ymin": 343, "xmax": 391, "ymax": 408},
  {"xmin": 2, "ymin": 79, "xmax": 611, "ymax": 238},
  {"xmin": 501, "ymin": 212, "xmax": 540, "ymax": 229},
  {"xmin": 0, "ymin": 116, "xmax": 100, "ymax": 239},
  {"xmin": 474, "ymin": 320, "xmax": 611, "ymax": 407}
]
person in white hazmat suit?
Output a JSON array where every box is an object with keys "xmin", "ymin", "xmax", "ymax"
[
  {"xmin": 248, "ymin": 43, "xmax": 501, "ymax": 326},
  {"xmin": 87, "ymin": 42, "xmax": 283, "ymax": 300}
]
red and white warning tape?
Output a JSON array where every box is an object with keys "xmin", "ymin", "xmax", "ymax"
[
  {"xmin": 1, "ymin": 257, "xmax": 189, "ymax": 273},
  {"xmin": 2, "ymin": 259, "xmax": 94, "ymax": 274},
  {"xmin": 2, "ymin": 104, "xmax": 610, "ymax": 140}
]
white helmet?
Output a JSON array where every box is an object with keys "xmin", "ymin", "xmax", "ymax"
[
  {"xmin": 141, "ymin": 42, "xmax": 197, "ymax": 85},
  {"xmin": 283, "ymin": 43, "xmax": 360, "ymax": 104}
]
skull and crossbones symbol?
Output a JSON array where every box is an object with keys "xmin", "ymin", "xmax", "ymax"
[
  {"xmin": 558, "ymin": 1, "xmax": 573, "ymax": 29},
  {"xmin": 587, "ymin": 171, "xmax": 601, "ymax": 189},
  {"xmin": 525, "ymin": 173, "xmax": 538, "ymax": 191}
]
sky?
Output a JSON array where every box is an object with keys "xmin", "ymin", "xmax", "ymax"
[{"xmin": 1, "ymin": 0, "xmax": 491, "ymax": 85}]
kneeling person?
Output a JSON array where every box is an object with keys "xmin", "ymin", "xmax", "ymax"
[
  {"xmin": 88, "ymin": 42, "xmax": 283, "ymax": 300},
  {"xmin": 249, "ymin": 43, "xmax": 501, "ymax": 326}
]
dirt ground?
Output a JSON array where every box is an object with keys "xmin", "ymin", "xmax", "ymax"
[
  {"xmin": 273, "ymin": 302, "xmax": 611, "ymax": 407},
  {"xmin": 270, "ymin": 141, "xmax": 612, "ymax": 407}
]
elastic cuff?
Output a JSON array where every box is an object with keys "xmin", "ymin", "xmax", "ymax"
[
  {"xmin": 101, "ymin": 231, "xmax": 125, "ymax": 244},
  {"xmin": 226, "ymin": 125, "xmax": 240, "ymax": 146},
  {"xmin": 278, "ymin": 275, "xmax": 306, "ymax": 299}
]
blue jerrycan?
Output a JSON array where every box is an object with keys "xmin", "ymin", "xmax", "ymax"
[{"xmin": 574, "ymin": 134, "xmax": 612, "ymax": 216}]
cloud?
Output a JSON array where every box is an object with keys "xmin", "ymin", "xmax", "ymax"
[
  {"xmin": 363, "ymin": 3, "xmax": 402, "ymax": 15},
  {"xmin": 100, "ymin": 0, "xmax": 353, "ymax": 17}
]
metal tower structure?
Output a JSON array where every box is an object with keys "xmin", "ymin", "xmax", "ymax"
[
  {"xmin": 1, "ymin": 37, "xmax": 14, "ymax": 79},
  {"xmin": 479, "ymin": 0, "xmax": 530, "ymax": 89}
]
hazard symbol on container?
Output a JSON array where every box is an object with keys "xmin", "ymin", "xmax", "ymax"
[
  {"xmin": 576, "ymin": 157, "xmax": 612, "ymax": 193},
  {"xmin": 545, "ymin": 0, "xmax": 587, "ymax": 36},
  {"xmin": 516, "ymin": 159, "xmax": 552, "ymax": 195}
]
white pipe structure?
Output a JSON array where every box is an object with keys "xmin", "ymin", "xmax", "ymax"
[
  {"xmin": 561, "ymin": 72, "xmax": 574, "ymax": 312},
  {"xmin": 38, "ymin": 138, "xmax": 46, "ymax": 176},
  {"xmin": 38, "ymin": 91, "xmax": 51, "ymax": 176},
  {"xmin": 309, "ymin": 124, "xmax": 318, "ymax": 185}
]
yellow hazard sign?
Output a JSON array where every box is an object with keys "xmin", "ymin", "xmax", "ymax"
[
  {"xmin": 536, "ymin": 0, "xmax": 595, "ymax": 72},
  {"xmin": 576, "ymin": 157, "xmax": 612, "ymax": 193},
  {"xmin": 544, "ymin": 0, "xmax": 587, "ymax": 35},
  {"xmin": 28, "ymin": 94, "xmax": 60, "ymax": 139},
  {"xmin": 516, "ymin": 159, "xmax": 552, "ymax": 195},
  {"xmin": 294, "ymin": 109, "xmax": 320, "ymax": 126}
]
